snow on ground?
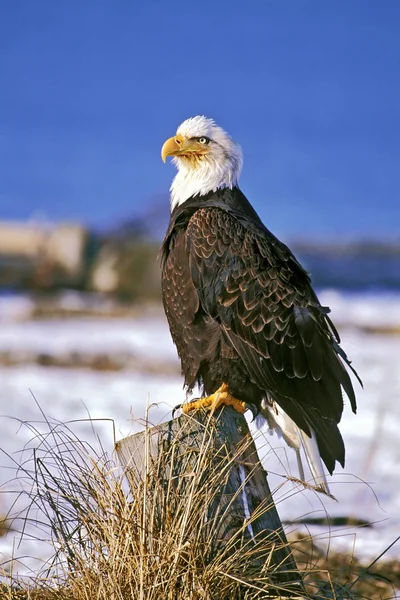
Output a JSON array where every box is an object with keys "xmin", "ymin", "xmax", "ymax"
[
  {"xmin": 0, "ymin": 316, "xmax": 177, "ymax": 363},
  {"xmin": 0, "ymin": 294, "xmax": 35, "ymax": 323},
  {"xmin": 0, "ymin": 291, "xmax": 400, "ymax": 574},
  {"xmin": 319, "ymin": 289, "xmax": 400, "ymax": 329}
]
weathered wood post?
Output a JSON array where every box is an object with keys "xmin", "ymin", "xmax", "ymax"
[{"xmin": 115, "ymin": 406, "xmax": 304, "ymax": 595}]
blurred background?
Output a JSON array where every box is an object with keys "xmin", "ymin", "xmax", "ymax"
[{"xmin": 1, "ymin": 0, "xmax": 400, "ymax": 569}]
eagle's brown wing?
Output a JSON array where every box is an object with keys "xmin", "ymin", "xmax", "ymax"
[{"xmin": 186, "ymin": 206, "xmax": 358, "ymax": 473}]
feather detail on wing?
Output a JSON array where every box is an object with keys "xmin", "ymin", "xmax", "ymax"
[{"xmin": 185, "ymin": 205, "xmax": 359, "ymax": 473}]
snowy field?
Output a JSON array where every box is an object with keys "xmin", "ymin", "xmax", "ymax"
[{"xmin": 0, "ymin": 290, "xmax": 400, "ymax": 575}]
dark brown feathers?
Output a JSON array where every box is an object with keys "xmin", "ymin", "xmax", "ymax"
[{"xmin": 161, "ymin": 187, "xmax": 360, "ymax": 474}]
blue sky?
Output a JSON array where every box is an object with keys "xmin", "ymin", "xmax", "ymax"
[{"xmin": 1, "ymin": 1, "xmax": 399, "ymax": 240}]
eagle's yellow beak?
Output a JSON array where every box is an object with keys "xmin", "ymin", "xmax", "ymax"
[
  {"xmin": 161, "ymin": 135, "xmax": 185, "ymax": 163},
  {"xmin": 161, "ymin": 134, "xmax": 210, "ymax": 162}
]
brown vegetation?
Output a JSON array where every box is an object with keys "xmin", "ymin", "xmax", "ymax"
[
  {"xmin": 0, "ymin": 515, "xmax": 11, "ymax": 538},
  {"xmin": 0, "ymin": 417, "xmax": 398, "ymax": 599}
]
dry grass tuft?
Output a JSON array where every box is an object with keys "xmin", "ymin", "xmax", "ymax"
[
  {"xmin": 0, "ymin": 415, "xmax": 397, "ymax": 599},
  {"xmin": 292, "ymin": 533, "xmax": 398, "ymax": 599}
]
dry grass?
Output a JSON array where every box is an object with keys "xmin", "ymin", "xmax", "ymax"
[
  {"xmin": 0, "ymin": 414, "xmax": 398, "ymax": 599},
  {"xmin": 293, "ymin": 533, "xmax": 399, "ymax": 599},
  {"xmin": 0, "ymin": 515, "xmax": 11, "ymax": 537}
]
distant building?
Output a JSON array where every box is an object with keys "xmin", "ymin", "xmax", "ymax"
[
  {"xmin": 90, "ymin": 246, "xmax": 120, "ymax": 293},
  {"xmin": 0, "ymin": 221, "xmax": 89, "ymax": 289},
  {"xmin": 0, "ymin": 217, "xmax": 161, "ymax": 298}
]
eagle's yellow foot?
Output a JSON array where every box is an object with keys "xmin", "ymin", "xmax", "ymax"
[{"xmin": 182, "ymin": 383, "xmax": 246, "ymax": 415}]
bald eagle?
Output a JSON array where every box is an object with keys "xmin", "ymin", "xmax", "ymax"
[{"xmin": 160, "ymin": 116, "xmax": 360, "ymax": 493}]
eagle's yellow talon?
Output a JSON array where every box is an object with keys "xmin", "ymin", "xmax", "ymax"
[{"xmin": 182, "ymin": 383, "xmax": 246, "ymax": 415}]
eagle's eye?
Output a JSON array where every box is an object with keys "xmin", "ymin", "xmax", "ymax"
[{"xmin": 197, "ymin": 136, "xmax": 210, "ymax": 145}]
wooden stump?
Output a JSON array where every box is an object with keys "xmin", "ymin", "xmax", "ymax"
[{"xmin": 115, "ymin": 406, "xmax": 304, "ymax": 594}]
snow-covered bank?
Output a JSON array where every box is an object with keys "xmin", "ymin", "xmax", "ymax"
[
  {"xmin": 0, "ymin": 316, "xmax": 176, "ymax": 363},
  {"xmin": 0, "ymin": 291, "xmax": 398, "ymax": 372},
  {"xmin": 319, "ymin": 289, "xmax": 400, "ymax": 330}
]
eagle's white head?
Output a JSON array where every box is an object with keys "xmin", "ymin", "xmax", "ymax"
[{"xmin": 161, "ymin": 116, "xmax": 243, "ymax": 211}]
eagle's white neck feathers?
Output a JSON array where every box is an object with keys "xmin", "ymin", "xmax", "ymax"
[{"xmin": 169, "ymin": 116, "xmax": 243, "ymax": 211}]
